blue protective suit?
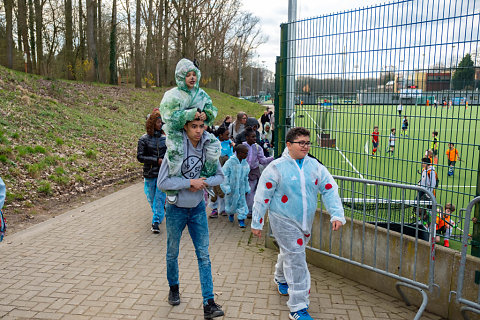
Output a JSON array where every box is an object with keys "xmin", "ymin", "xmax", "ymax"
[
  {"xmin": 0, "ymin": 177, "xmax": 5, "ymax": 210},
  {"xmin": 251, "ymin": 148, "xmax": 345, "ymax": 313},
  {"xmin": 220, "ymin": 154, "xmax": 250, "ymax": 220}
]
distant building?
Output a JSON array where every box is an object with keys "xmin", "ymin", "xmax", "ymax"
[{"xmin": 414, "ymin": 69, "xmax": 451, "ymax": 91}]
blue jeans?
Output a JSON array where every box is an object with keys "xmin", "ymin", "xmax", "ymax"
[
  {"xmin": 166, "ymin": 201, "xmax": 214, "ymax": 304},
  {"xmin": 144, "ymin": 178, "xmax": 166, "ymax": 224}
]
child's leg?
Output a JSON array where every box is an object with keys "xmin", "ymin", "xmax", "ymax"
[
  {"xmin": 246, "ymin": 177, "xmax": 259, "ymax": 215},
  {"xmin": 152, "ymin": 184, "xmax": 166, "ymax": 224},
  {"xmin": 217, "ymin": 197, "xmax": 225, "ymax": 214},
  {"xmin": 445, "ymin": 227, "xmax": 452, "ymax": 240},
  {"xmin": 269, "ymin": 214, "xmax": 310, "ymax": 313},
  {"xmin": 201, "ymin": 133, "xmax": 222, "ymax": 177},
  {"xmin": 163, "ymin": 130, "xmax": 185, "ymax": 199},
  {"xmin": 237, "ymin": 197, "xmax": 249, "ymax": 221}
]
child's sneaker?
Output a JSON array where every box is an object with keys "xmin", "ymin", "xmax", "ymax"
[
  {"xmin": 238, "ymin": 219, "xmax": 245, "ymax": 228},
  {"xmin": 444, "ymin": 239, "xmax": 450, "ymax": 247},
  {"xmin": 289, "ymin": 308, "xmax": 313, "ymax": 320},
  {"xmin": 203, "ymin": 299, "xmax": 224, "ymax": 319},
  {"xmin": 209, "ymin": 209, "xmax": 218, "ymax": 218},
  {"xmin": 274, "ymin": 278, "xmax": 289, "ymax": 296},
  {"xmin": 151, "ymin": 222, "xmax": 160, "ymax": 234},
  {"xmin": 166, "ymin": 194, "xmax": 177, "ymax": 205},
  {"xmin": 228, "ymin": 215, "xmax": 234, "ymax": 222}
]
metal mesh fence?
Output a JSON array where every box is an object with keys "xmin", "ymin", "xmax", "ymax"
[{"xmin": 275, "ymin": 0, "xmax": 480, "ymax": 250}]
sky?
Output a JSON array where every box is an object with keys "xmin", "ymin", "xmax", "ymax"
[{"xmin": 241, "ymin": 0, "xmax": 385, "ymax": 72}]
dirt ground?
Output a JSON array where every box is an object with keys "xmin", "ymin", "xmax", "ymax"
[{"xmin": 4, "ymin": 177, "xmax": 142, "ymax": 236}]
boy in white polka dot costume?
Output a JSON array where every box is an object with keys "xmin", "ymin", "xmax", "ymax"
[{"xmin": 251, "ymin": 127, "xmax": 345, "ymax": 320}]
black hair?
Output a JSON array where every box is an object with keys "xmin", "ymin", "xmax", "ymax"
[
  {"xmin": 234, "ymin": 144, "xmax": 248, "ymax": 153},
  {"xmin": 286, "ymin": 127, "xmax": 310, "ymax": 142},
  {"xmin": 216, "ymin": 126, "xmax": 227, "ymax": 137},
  {"xmin": 422, "ymin": 157, "xmax": 431, "ymax": 164},
  {"xmin": 245, "ymin": 127, "xmax": 256, "ymax": 137}
]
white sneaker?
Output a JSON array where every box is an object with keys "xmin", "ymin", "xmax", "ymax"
[{"xmin": 166, "ymin": 194, "xmax": 177, "ymax": 205}]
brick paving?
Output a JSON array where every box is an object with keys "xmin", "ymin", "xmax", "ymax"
[{"xmin": 0, "ymin": 183, "xmax": 441, "ymax": 319}]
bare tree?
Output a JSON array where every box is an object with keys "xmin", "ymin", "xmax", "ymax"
[
  {"xmin": 121, "ymin": 0, "xmax": 135, "ymax": 81},
  {"xmin": 5, "ymin": 0, "xmax": 14, "ymax": 68},
  {"xmin": 134, "ymin": 0, "xmax": 141, "ymax": 88},
  {"xmin": 97, "ymin": 0, "xmax": 103, "ymax": 81},
  {"xmin": 65, "ymin": 0, "xmax": 74, "ymax": 79},
  {"xmin": 86, "ymin": 0, "xmax": 98, "ymax": 80},
  {"xmin": 18, "ymin": 0, "xmax": 33, "ymax": 72},
  {"xmin": 28, "ymin": 0, "xmax": 37, "ymax": 72},
  {"xmin": 143, "ymin": 0, "xmax": 153, "ymax": 87},
  {"xmin": 109, "ymin": 0, "xmax": 117, "ymax": 84},
  {"xmin": 34, "ymin": 0, "xmax": 45, "ymax": 74},
  {"xmin": 78, "ymin": 0, "xmax": 85, "ymax": 61}
]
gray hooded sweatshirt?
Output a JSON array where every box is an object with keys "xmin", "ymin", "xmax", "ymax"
[{"xmin": 157, "ymin": 130, "xmax": 224, "ymax": 208}]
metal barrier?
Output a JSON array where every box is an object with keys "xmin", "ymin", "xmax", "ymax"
[
  {"xmin": 310, "ymin": 176, "xmax": 438, "ymax": 320},
  {"xmin": 451, "ymin": 196, "xmax": 480, "ymax": 320}
]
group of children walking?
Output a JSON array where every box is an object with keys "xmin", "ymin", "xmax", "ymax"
[{"xmin": 135, "ymin": 58, "xmax": 344, "ymax": 320}]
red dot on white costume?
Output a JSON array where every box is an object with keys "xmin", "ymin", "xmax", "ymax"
[
  {"xmin": 325, "ymin": 183, "xmax": 333, "ymax": 190},
  {"xmin": 315, "ymin": 179, "xmax": 318, "ymax": 185},
  {"xmin": 264, "ymin": 199, "xmax": 269, "ymax": 203},
  {"xmin": 266, "ymin": 182, "xmax": 273, "ymax": 189},
  {"xmin": 297, "ymin": 238, "xmax": 303, "ymax": 246},
  {"xmin": 260, "ymin": 218, "xmax": 263, "ymax": 224},
  {"xmin": 281, "ymin": 195, "xmax": 288, "ymax": 203}
]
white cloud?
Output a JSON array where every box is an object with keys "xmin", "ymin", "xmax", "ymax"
[{"xmin": 241, "ymin": 0, "xmax": 385, "ymax": 71}]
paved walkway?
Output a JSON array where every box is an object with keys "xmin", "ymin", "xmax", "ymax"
[{"xmin": 0, "ymin": 183, "xmax": 441, "ymax": 319}]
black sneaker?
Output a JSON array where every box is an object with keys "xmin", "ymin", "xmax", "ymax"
[
  {"xmin": 151, "ymin": 222, "xmax": 160, "ymax": 234},
  {"xmin": 168, "ymin": 285, "xmax": 180, "ymax": 306},
  {"xmin": 204, "ymin": 299, "xmax": 224, "ymax": 319}
]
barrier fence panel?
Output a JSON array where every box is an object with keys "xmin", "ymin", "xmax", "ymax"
[
  {"xmin": 313, "ymin": 176, "xmax": 437, "ymax": 320},
  {"xmin": 451, "ymin": 196, "xmax": 480, "ymax": 320},
  {"xmin": 275, "ymin": 0, "xmax": 480, "ymax": 250}
]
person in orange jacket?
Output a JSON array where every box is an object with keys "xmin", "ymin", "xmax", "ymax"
[{"xmin": 436, "ymin": 203, "xmax": 455, "ymax": 247}]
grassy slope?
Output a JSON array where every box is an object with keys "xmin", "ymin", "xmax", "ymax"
[{"xmin": 0, "ymin": 66, "xmax": 263, "ymax": 218}]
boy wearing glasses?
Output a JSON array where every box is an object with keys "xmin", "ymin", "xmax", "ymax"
[{"xmin": 251, "ymin": 127, "xmax": 345, "ymax": 320}]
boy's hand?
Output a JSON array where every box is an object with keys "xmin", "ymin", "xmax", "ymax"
[
  {"xmin": 194, "ymin": 111, "xmax": 207, "ymax": 121},
  {"xmin": 158, "ymin": 158, "xmax": 163, "ymax": 165},
  {"xmin": 252, "ymin": 228, "xmax": 262, "ymax": 238},
  {"xmin": 189, "ymin": 177, "xmax": 207, "ymax": 191},
  {"xmin": 332, "ymin": 220, "xmax": 343, "ymax": 231}
]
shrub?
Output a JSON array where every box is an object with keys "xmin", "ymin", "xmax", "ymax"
[
  {"xmin": 85, "ymin": 149, "xmax": 97, "ymax": 159},
  {"xmin": 37, "ymin": 181, "xmax": 52, "ymax": 195}
]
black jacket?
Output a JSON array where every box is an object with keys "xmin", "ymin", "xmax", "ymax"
[{"xmin": 137, "ymin": 131, "xmax": 167, "ymax": 178}]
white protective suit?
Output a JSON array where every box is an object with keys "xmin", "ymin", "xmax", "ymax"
[
  {"xmin": 220, "ymin": 154, "xmax": 250, "ymax": 220},
  {"xmin": 251, "ymin": 148, "xmax": 345, "ymax": 312}
]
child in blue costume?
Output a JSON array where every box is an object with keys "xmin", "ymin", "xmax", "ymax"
[
  {"xmin": 220, "ymin": 144, "xmax": 250, "ymax": 228},
  {"xmin": 159, "ymin": 58, "xmax": 221, "ymax": 203},
  {"xmin": 251, "ymin": 127, "xmax": 345, "ymax": 320}
]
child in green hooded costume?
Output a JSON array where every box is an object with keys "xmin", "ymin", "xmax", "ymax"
[{"xmin": 159, "ymin": 59, "xmax": 221, "ymax": 203}]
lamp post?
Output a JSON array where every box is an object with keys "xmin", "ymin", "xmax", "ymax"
[{"xmin": 450, "ymin": 45, "xmax": 456, "ymax": 91}]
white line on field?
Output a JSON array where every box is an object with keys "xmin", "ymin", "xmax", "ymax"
[
  {"xmin": 439, "ymin": 185, "xmax": 477, "ymax": 188},
  {"xmin": 301, "ymin": 109, "xmax": 365, "ymax": 180}
]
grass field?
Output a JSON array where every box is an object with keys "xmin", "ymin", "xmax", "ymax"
[{"xmin": 291, "ymin": 103, "xmax": 480, "ymax": 249}]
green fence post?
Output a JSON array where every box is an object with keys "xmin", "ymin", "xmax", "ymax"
[
  {"xmin": 471, "ymin": 148, "xmax": 480, "ymax": 257},
  {"xmin": 274, "ymin": 23, "xmax": 288, "ymax": 157}
]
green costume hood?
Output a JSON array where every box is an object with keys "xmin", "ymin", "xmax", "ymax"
[{"xmin": 175, "ymin": 58, "xmax": 201, "ymax": 93}]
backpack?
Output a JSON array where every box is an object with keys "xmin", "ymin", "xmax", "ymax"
[{"xmin": 0, "ymin": 209, "xmax": 6, "ymax": 242}]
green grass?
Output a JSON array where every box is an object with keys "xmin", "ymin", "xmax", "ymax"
[
  {"xmin": 0, "ymin": 64, "xmax": 264, "ymax": 210},
  {"xmin": 293, "ymin": 103, "xmax": 480, "ymax": 250}
]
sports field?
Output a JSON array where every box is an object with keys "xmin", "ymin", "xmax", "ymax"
[{"xmin": 292, "ymin": 103, "xmax": 480, "ymax": 248}]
